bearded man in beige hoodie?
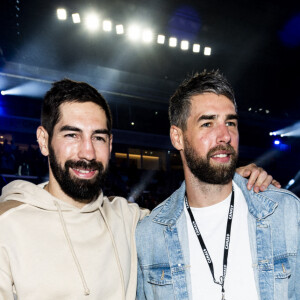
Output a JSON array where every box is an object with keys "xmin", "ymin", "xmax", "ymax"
[{"xmin": 0, "ymin": 79, "xmax": 278, "ymax": 300}]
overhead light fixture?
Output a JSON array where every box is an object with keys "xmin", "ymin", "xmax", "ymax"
[
  {"xmin": 181, "ymin": 40, "xmax": 189, "ymax": 50},
  {"xmin": 169, "ymin": 37, "xmax": 177, "ymax": 47},
  {"xmin": 204, "ymin": 47, "xmax": 211, "ymax": 56},
  {"xmin": 72, "ymin": 13, "xmax": 81, "ymax": 23},
  {"xmin": 128, "ymin": 25, "xmax": 141, "ymax": 41},
  {"xmin": 57, "ymin": 8, "xmax": 67, "ymax": 20},
  {"xmin": 142, "ymin": 29, "xmax": 153, "ymax": 43},
  {"xmin": 103, "ymin": 20, "xmax": 112, "ymax": 32},
  {"xmin": 193, "ymin": 44, "xmax": 200, "ymax": 53},
  {"xmin": 157, "ymin": 35, "xmax": 165, "ymax": 44},
  {"xmin": 116, "ymin": 24, "xmax": 124, "ymax": 34},
  {"xmin": 85, "ymin": 13, "xmax": 100, "ymax": 31}
]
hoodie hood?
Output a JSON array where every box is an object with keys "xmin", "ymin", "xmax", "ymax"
[{"xmin": 0, "ymin": 179, "xmax": 104, "ymax": 212}]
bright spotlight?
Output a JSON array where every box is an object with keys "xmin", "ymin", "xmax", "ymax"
[
  {"xmin": 289, "ymin": 179, "xmax": 295, "ymax": 185},
  {"xmin": 181, "ymin": 40, "xmax": 189, "ymax": 50},
  {"xmin": 142, "ymin": 29, "xmax": 153, "ymax": 43},
  {"xmin": 169, "ymin": 37, "xmax": 177, "ymax": 47},
  {"xmin": 85, "ymin": 14, "xmax": 100, "ymax": 31},
  {"xmin": 57, "ymin": 8, "xmax": 67, "ymax": 20},
  {"xmin": 271, "ymin": 121, "xmax": 300, "ymax": 137},
  {"xmin": 116, "ymin": 24, "xmax": 124, "ymax": 34},
  {"xmin": 193, "ymin": 44, "xmax": 200, "ymax": 53},
  {"xmin": 204, "ymin": 47, "xmax": 212, "ymax": 55},
  {"xmin": 128, "ymin": 25, "xmax": 141, "ymax": 41},
  {"xmin": 103, "ymin": 20, "xmax": 112, "ymax": 32},
  {"xmin": 274, "ymin": 140, "xmax": 281, "ymax": 145},
  {"xmin": 157, "ymin": 35, "xmax": 165, "ymax": 44},
  {"xmin": 0, "ymin": 82, "xmax": 49, "ymax": 98},
  {"xmin": 72, "ymin": 13, "xmax": 81, "ymax": 23}
]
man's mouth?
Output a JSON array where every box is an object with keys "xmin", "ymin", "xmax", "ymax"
[
  {"xmin": 71, "ymin": 168, "xmax": 97, "ymax": 179},
  {"xmin": 211, "ymin": 153, "xmax": 229, "ymax": 158},
  {"xmin": 210, "ymin": 151, "xmax": 232, "ymax": 163}
]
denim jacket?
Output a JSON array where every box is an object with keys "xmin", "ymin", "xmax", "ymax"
[{"xmin": 136, "ymin": 174, "xmax": 300, "ymax": 300}]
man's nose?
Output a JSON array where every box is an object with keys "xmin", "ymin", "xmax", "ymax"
[
  {"xmin": 78, "ymin": 138, "xmax": 96, "ymax": 161},
  {"xmin": 216, "ymin": 124, "xmax": 231, "ymax": 144}
]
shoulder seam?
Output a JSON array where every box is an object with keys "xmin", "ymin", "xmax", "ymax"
[{"xmin": 0, "ymin": 200, "xmax": 25, "ymax": 216}]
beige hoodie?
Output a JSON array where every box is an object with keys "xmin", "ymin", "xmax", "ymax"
[{"xmin": 0, "ymin": 180, "xmax": 148, "ymax": 300}]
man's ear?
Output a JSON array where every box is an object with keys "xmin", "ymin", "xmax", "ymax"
[
  {"xmin": 36, "ymin": 126, "xmax": 49, "ymax": 156},
  {"xmin": 170, "ymin": 125, "xmax": 184, "ymax": 151}
]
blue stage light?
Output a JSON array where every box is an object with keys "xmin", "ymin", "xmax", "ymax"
[{"xmin": 274, "ymin": 140, "xmax": 281, "ymax": 145}]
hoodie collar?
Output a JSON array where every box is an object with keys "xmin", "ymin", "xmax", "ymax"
[{"xmin": 1, "ymin": 180, "xmax": 104, "ymax": 212}]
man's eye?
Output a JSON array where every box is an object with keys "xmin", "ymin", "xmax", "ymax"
[
  {"xmin": 94, "ymin": 136, "xmax": 105, "ymax": 142},
  {"xmin": 65, "ymin": 133, "xmax": 77, "ymax": 138},
  {"xmin": 201, "ymin": 122, "xmax": 211, "ymax": 127},
  {"xmin": 226, "ymin": 121, "xmax": 237, "ymax": 127}
]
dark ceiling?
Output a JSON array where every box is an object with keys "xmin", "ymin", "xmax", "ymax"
[
  {"xmin": 0, "ymin": 0, "xmax": 299, "ymax": 191},
  {"xmin": 0, "ymin": 0, "xmax": 299, "ymax": 117}
]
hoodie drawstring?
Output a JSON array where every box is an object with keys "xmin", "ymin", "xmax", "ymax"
[
  {"xmin": 98, "ymin": 206, "xmax": 126, "ymax": 300},
  {"xmin": 54, "ymin": 200, "xmax": 90, "ymax": 296}
]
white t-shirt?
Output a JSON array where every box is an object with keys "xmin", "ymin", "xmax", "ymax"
[{"xmin": 184, "ymin": 182, "xmax": 259, "ymax": 300}]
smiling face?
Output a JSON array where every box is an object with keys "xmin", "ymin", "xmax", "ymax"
[
  {"xmin": 171, "ymin": 92, "xmax": 239, "ymax": 185},
  {"xmin": 37, "ymin": 101, "xmax": 112, "ymax": 205}
]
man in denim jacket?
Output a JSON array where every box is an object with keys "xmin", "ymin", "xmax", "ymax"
[{"xmin": 136, "ymin": 70, "xmax": 300, "ymax": 300}]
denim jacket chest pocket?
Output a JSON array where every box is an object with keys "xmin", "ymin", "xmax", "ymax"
[
  {"xmin": 274, "ymin": 255, "xmax": 292, "ymax": 279},
  {"xmin": 145, "ymin": 264, "xmax": 173, "ymax": 286}
]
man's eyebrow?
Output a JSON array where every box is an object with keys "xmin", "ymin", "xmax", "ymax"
[
  {"xmin": 197, "ymin": 115, "xmax": 217, "ymax": 122},
  {"xmin": 59, "ymin": 126, "xmax": 110, "ymax": 135},
  {"xmin": 93, "ymin": 129, "xmax": 110, "ymax": 135},
  {"xmin": 60, "ymin": 125, "xmax": 81, "ymax": 132},
  {"xmin": 226, "ymin": 114, "xmax": 239, "ymax": 120}
]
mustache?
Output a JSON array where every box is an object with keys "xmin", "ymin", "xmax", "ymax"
[
  {"xmin": 207, "ymin": 144, "xmax": 237, "ymax": 157},
  {"xmin": 65, "ymin": 160, "xmax": 104, "ymax": 171}
]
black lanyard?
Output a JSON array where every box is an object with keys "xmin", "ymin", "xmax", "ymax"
[{"xmin": 184, "ymin": 188, "xmax": 234, "ymax": 300}]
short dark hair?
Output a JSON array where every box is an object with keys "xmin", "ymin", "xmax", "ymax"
[
  {"xmin": 41, "ymin": 79, "xmax": 112, "ymax": 140},
  {"xmin": 169, "ymin": 70, "xmax": 236, "ymax": 131}
]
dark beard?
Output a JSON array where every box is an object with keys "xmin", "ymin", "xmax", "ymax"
[
  {"xmin": 48, "ymin": 145, "xmax": 107, "ymax": 203},
  {"xmin": 184, "ymin": 138, "xmax": 238, "ymax": 185}
]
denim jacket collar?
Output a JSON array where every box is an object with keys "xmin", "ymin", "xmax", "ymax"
[
  {"xmin": 233, "ymin": 173, "xmax": 278, "ymax": 220},
  {"xmin": 153, "ymin": 173, "xmax": 279, "ymax": 226},
  {"xmin": 153, "ymin": 182, "xmax": 186, "ymax": 227}
]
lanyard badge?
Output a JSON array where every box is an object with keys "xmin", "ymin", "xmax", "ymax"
[{"xmin": 185, "ymin": 188, "xmax": 235, "ymax": 300}]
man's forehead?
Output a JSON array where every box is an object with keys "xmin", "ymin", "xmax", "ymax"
[
  {"xmin": 55, "ymin": 102, "xmax": 108, "ymax": 130},
  {"xmin": 190, "ymin": 93, "xmax": 235, "ymax": 111}
]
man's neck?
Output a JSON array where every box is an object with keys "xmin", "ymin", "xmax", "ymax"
[
  {"xmin": 44, "ymin": 181, "xmax": 87, "ymax": 208},
  {"xmin": 45, "ymin": 172, "xmax": 93, "ymax": 208},
  {"xmin": 184, "ymin": 170, "xmax": 233, "ymax": 208}
]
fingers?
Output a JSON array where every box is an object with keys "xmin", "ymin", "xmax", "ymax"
[
  {"xmin": 236, "ymin": 167, "xmax": 250, "ymax": 177},
  {"xmin": 271, "ymin": 179, "xmax": 281, "ymax": 189},
  {"xmin": 252, "ymin": 173, "xmax": 272, "ymax": 193},
  {"xmin": 236, "ymin": 163, "xmax": 255, "ymax": 178},
  {"xmin": 246, "ymin": 168, "xmax": 268, "ymax": 192},
  {"xmin": 237, "ymin": 163, "xmax": 281, "ymax": 192}
]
